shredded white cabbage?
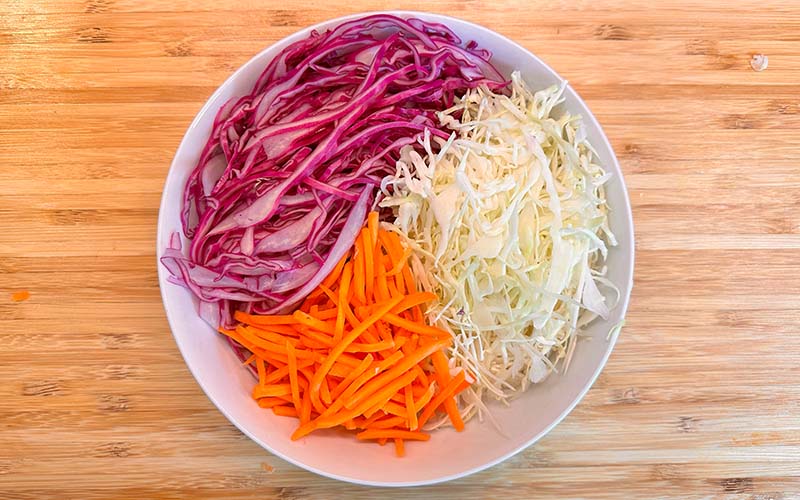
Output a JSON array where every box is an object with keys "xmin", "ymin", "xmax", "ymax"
[{"xmin": 380, "ymin": 71, "xmax": 618, "ymax": 417}]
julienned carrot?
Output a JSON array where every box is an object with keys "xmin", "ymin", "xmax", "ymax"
[
  {"xmin": 369, "ymin": 415, "xmax": 406, "ymax": 429},
  {"xmin": 404, "ymin": 385, "xmax": 418, "ymax": 431},
  {"xmin": 362, "ymin": 228, "xmax": 374, "ymax": 302},
  {"xmin": 273, "ymin": 406, "xmax": 299, "ymax": 417},
  {"xmin": 286, "ymin": 342, "xmax": 301, "ymax": 412},
  {"xmin": 416, "ymin": 370, "xmax": 467, "ymax": 430},
  {"xmin": 226, "ymin": 213, "xmax": 470, "ymax": 457},
  {"xmin": 431, "ymin": 350, "xmax": 465, "ymax": 432},
  {"xmin": 257, "ymin": 398, "xmax": 288, "ymax": 409},
  {"xmin": 367, "ymin": 211, "xmax": 379, "ymax": 247},
  {"xmin": 383, "ymin": 313, "xmax": 448, "ymax": 337},
  {"xmin": 356, "ymin": 429, "xmax": 430, "ymax": 441},
  {"xmin": 253, "ymin": 384, "xmax": 292, "ymax": 398},
  {"xmin": 334, "ymin": 263, "xmax": 352, "ymax": 344},
  {"xmin": 394, "ymin": 438, "xmax": 405, "ymax": 457}
]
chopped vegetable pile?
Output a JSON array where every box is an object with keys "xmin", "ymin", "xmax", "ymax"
[
  {"xmin": 381, "ymin": 72, "xmax": 617, "ymax": 411},
  {"xmin": 224, "ymin": 213, "xmax": 469, "ymax": 456},
  {"xmin": 162, "ymin": 15, "xmax": 504, "ymax": 328},
  {"xmin": 162, "ymin": 14, "xmax": 619, "ymax": 456}
]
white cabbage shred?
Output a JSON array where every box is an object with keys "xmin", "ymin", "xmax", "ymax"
[{"xmin": 380, "ymin": 72, "xmax": 618, "ymax": 418}]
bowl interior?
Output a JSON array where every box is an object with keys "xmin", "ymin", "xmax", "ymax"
[{"xmin": 157, "ymin": 11, "xmax": 634, "ymax": 487}]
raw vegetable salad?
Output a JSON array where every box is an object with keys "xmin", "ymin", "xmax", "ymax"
[{"xmin": 162, "ymin": 14, "xmax": 617, "ymax": 456}]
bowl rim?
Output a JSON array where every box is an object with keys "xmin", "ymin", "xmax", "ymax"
[{"xmin": 156, "ymin": 10, "xmax": 635, "ymax": 487}]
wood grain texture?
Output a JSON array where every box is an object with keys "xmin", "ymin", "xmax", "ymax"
[{"xmin": 1, "ymin": 0, "xmax": 799, "ymax": 498}]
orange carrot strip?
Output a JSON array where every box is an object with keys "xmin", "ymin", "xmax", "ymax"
[
  {"xmin": 309, "ymin": 308, "xmax": 338, "ymax": 321},
  {"xmin": 291, "ymin": 420, "xmax": 317, "ymax": 441},
  {"xmin": 375, "ymin": 259, "xmax": 390, "ymax": 301},
  {"xmin": 320, "ymin": 376, "xmax": 332, "ymax": 406},
  {"xmin": 379, "ymin": 231, "xmax": 416, "ymax": 294},
  {"xmin": 296, "ymin": 327, "xmax": 335, "ymax": 348},
  {"xmin": 362, "ymin": 228, "xmax": 374, "ymax": 301},
  {"xmin": 286, "ymin": 342, "xmax": 302, "ymax": 412},
  {"xmin": 431, "ymin": 350, "xmax": 465, "ymax": 431},
  {"xmin": 257, "ymin": 398, "xmax": 288, "ymax": 409},
  {"xmin": 345, "ymin": 339, "xmax": 394, "ymax": 353},
  {"xmin": 382, "ymin": 313, "xmax": 448, "ymax": 337},
  {"xmin": 417, "ymin": 370, "xmax": 466, "ymax": 430},
  {"xmin": 263, "ymin": 359, "xmax": 313, "ymax": 385},
  {"xmin": 356, "ymin": 429, "xmax": 430, "ymax": 441},
  {"xmin": 246, "ymin": 325, "xmax": 300, "ymax": 347},
  {"xmin": 364, "ymin": 397, "xmax": 404, "ymax": 419},
  {"xmin": 256, "ymin": 359, "xmax": 267, "ymax": 386},
  {"xmin": 411, "ymin": 383, "xmax": 428, "ymax": 398},
  {"xmin": 242, "ymin": 353, "xmax": 257, "ymax": 366},
  {"xmin": 390, "ymin": 292, "xmax": 437, "ymax": 315},
  {"xmin": 334, "ymin": 262, "xmax": 353, "ymax": 344},
  {"xmin": 377, "ymin": 401, "xmax": 408, "ymax": 419},
  {"xmin": 361, "ymin": 410, "xmax": 388, "ymax": 428},
  {"xmin": 412, "ymin": 365, "xmax": 429, "ymax": 387},
  {"xmin": 248, "ymin": 338, "xmax": 318, "ymax": 362},
  {"xmin": 366, "ymin": 415, "xmax": 406, "ymax": 429},
  {"xmin": 350, "ymin": 417, "xmax": 368, "ymax": 429},
  {"xmin": 253, "ymin": 384, "xmax": 292, "ymax": 398},
  {"xmin": 367, "ymin": 211, "xmax": 379, "ymax": 247},
  {"xmin": 10, "ymin": 290, "xmax": 30, "ymax": 302},
  {"xmin": 293, "ymin": 311, "xmax": 336, "ymax": 335},
  {"xmin": 352, "ymin": 236, "xmax": 366, "ymax": 304},
  {"xmin": 393, "ymin": 262, "xmax": 406, "ymax": 294},
  {"xmin": 394, "ymin": 335, "xmax": 409, "ymax": 350},
  {"xmin": 401, "ymin": 264, "xmax": 417, "ymax": 295},
  {"xmin": 300, "ymin": 384, "xmax": 312, "ymax": 425},
  {"xmin": 386, "ymin": 275, "xmax": 400, "ymax": 298},
  {"xmin": 335, "ymin": 353, "xmax": 364, "ymax": 368},
  {"xmin": 405, "ymin": 385, "xmax": 418, "ymax": 431},
  {"xmin": 455, "ymin": 379, "xmax": 471, "ymax": 394},
  {"xmin": 272, "ymin": 406, "xmax": 299, "ymax": 417},
  {"xmin": 328, "ymin": 362, "xmax": 353, "ymax": 379},
  {"xmin": 219, "ymin": 328, "xmax": 289, "ymax": 366},
  {"xmin": 394, "ymin": 438, "xmax": 405, "ymax": 457},
  {"xmin": 378, "ymin": 229, "xmax": 404, "ymax": 261},
  {"xmin": 299, "ymin": 366, "xmax": 326, "ymax": 415},
  {"xmin": 240, "ymin": 323, "xmax": 300, "ymax": 337},
  {"xmin": 295, "ymin": 336, "xmax": 329, "ymax": 350}
]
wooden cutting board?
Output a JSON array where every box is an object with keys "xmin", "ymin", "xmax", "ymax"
[{"xmin": 2, "ymin": 1, "xmax": 799, "ymax": 498}]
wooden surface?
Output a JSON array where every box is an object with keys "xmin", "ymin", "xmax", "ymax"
[{"xmin": 2, "ymin": 1, "xmax": 799, "ymax": 498}]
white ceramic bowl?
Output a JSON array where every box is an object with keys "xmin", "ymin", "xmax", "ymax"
[{"xmin": 157, "ymin": 11, "xmax": 634, "ymax": 487}]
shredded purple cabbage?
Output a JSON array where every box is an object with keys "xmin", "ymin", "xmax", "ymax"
[{"xmin": 162, "ymin": 14, "xmax": 505, "ymax": 327}]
